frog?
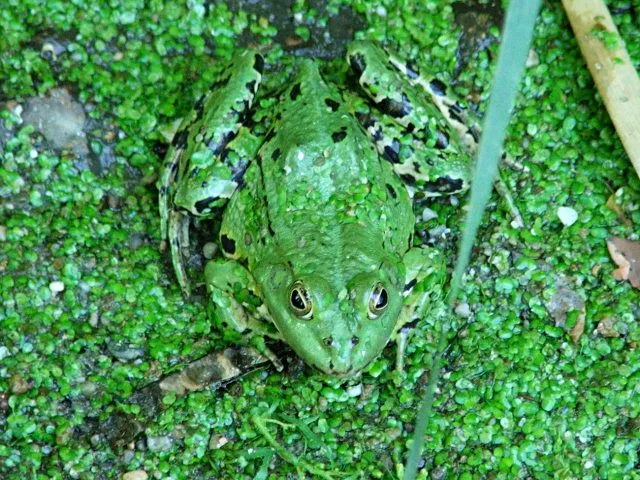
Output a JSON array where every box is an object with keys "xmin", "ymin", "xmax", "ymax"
[{"xmin": 158, "ymin": 41, "xmax": 478, "ymax": 376}]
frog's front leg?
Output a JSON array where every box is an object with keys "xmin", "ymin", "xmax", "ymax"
[
  {"xmin": 158, "ymin": 50, "xmax": 264, "ymax": 296},
  {"xmin": 205, "ymin": 258, "xmax": 284, "ymax": 370},
  {"xmin": 394, "ymin": 247, "xmax": 447, "ymax": 372}
]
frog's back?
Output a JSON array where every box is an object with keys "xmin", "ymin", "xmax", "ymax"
[{"xmin": 257, "ymin": 60, "xmax": 413, "ymax": 255}]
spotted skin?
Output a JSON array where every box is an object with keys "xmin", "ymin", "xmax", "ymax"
[
  {"xmin": 158, "ymin": 42, "xmax": 472, "ymax": 376},
  {"xmin": 346, "ymin": 41, "xmax": 473, "ymax": 197}
]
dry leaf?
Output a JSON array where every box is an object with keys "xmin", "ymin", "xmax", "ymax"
[
  {"xmin": 569, "ymin": 308, "xmax": 586, "ymax": 343},
  {"xmin": 607, "ymin": 237, "xmax": 640, "ymax": 289}
]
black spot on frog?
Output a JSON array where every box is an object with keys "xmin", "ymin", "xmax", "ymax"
[
  {"xmin": 172, "ymin": 128, "xmax": 190, "ymax": 149},
  {"xmin": 195, "ymin": 196, "xmax": 217, "ymax": 213},
  {"xmin": 424, "ymin": 176, "xmax": 464, "ymax": 194},
  {"xmin": 331, "ymin": 130, "xmax": 347, "ymax": 143},
  {"xmin": 435, "ymin": 129, "xmax": 450, "ymax": 149},
  {"xmin": 290, "ymin": 83, "xmax": 302, "ymax": 101},
  {"xmin": 429, "ymin": 79, "xmax": 447, "ymax": 97},
  {"xmin": 253, "ymin": 54, "xmax": 264, "ymax": 74},
  {"xmin": 221, "ymin": 234, "xmax": 236, "ymax": 254},
  {"xmin": 245, "ymin": 80, "xmax": 257, "ymax": 93},
  {"xmin": 348, "ymin": 53, "xmax": 366, "ymax": 77},
  {"xmin": 386, "ymin": 183, "xmax": 397, "ymax": 199},
  {"xmin": 383, "ymin": 139, "xmax": 401, "ymax": 163},
  {"xmin": 377, "ymin": 93, "xmax": 412, "ymax": 118},
  {"xmin": 324, "ymin": 98, "xmax": 340, "ymax": 112}
]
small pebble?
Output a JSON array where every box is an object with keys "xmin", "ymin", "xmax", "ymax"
[
  {"xmin": 122, "ymin": 450, "xmax": 135, "ymax": 463},
  {"xmin": 89, "ymin": 311, "xmax": 99, "ymax": 328},
  {"xmin": 122, "ymin": 471, "xmax": 148, "ymax": 480},
  {"xmin": 203, "ymin": 242, "xmax": 218, "ymax": 259},
  {"xmin": 146, "ymin": 435, "xmax": 172, "ymax": 452},
  {"xmin": 526, "ymin": 48, "xmax": 540, "ymax": 67},
  {"xmin": 11, "ymin": 103, "xmax": 24, "ymax": 117},
  {"xmin": 557, "ymin": 206, "xmax": 578, "ymax": 226},
  {"xmin": 107, "ymin": 341, "xmax": 144, "ymax": 361},
  {"xmin": 49, "ymin": 281, "xmax": 65, "ymax": 293},
  {"xmin": 428, "ymin": 226, "xmax": 449, "ymax": 240},
  {"xmin": 209, "ymin": 434, "xmax": 229, "ymax": 450},
  {"xmin": 11, "ymin": 375, "xmax": 30, "ymax": 394},
  {"xmin": 455, "ymin": 302, "xmax": 471, "ymax": 318},
  {"xmin": 421, "ymin": 208, "xmax": 437, "ymax": 222},
  {"xmin": 0, "ymin": 346, "xmax": 10, "ymax": 360},
  {"xmin": 347, "ymin": 383, "xmax": 363, "ymax": 397}
]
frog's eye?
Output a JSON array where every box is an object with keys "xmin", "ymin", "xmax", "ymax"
[
  {"xmin": 368, "ymin": 283, "xmax": 388, "ymax": 319},
  {"xmin": 289, "ymin": 281, "xmax": 313, "ymax": 319}
]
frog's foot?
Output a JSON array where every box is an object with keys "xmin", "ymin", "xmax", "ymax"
[
  {"xmin": 346, "ymin": 41, "xmax": 472, "ymax": 197},
  {"xmin": 205, "ymin": 258, "xmax": 284, "ymax": 371},
  {"xmin": 393, "ymin": 247, "xmax": 447, "ymax": 373},
  {"xmin": 158, "ymin": 50, "xmax": 265, "ymax": 295},
  {"xmin": 357, "ymin": 113, "xmax": 469, "ymax": 198}
]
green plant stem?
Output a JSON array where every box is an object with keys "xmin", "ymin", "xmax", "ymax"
[
  {"xmin": 403, "ymin": 1, "xmax": 543, "ymax": 479},
  {"xmin": 252, "ymin": 416, "xmax": 337, "ymax": 480}
]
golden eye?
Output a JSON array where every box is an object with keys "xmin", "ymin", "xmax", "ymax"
[
  {"xmin": 368, "ymin": 283, "xmax": 388, "ymax": 319},
  {"xmin": 289, "ymin": 281, "xmax": 313, "ymax": 319}
]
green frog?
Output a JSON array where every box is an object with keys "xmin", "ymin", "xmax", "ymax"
[{"xmin": 158, "ymin": 41, "xmax": 477, "ymax": 376}]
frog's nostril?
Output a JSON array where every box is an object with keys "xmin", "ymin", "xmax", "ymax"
[
  {"xmin": 323, "ymin": 336, "xmax": 333, "ymax": 347},
  {"xmin": 351, "ymin": 336, "xmax": 360, "ymax": 346}
]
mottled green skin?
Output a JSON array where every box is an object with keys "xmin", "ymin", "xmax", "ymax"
[
  {"xmin": 159, "ymin": 42, "xmax": 473, "ymax": 376},
  {"xmin": 221, "ymin": 59, "xmax": 415, "ymax": 374}
]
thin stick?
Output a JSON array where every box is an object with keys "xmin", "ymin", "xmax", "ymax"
[{"xmin": 562, "ymin": 0, "xmax": 640, "ymax": 179}]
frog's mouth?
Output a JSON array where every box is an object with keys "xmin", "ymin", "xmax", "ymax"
[{"xmin": 287, "ymin": 330, "xmax": 389, "ymax": 378}]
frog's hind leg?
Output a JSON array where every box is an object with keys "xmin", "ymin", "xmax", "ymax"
[
  {"xmin": 386, "ymin": 55, "xmax": 481, "ymax": 155},
  {"xmin": 385, "ymin": 50, "xmax": 525, "ymax": 227},
  {"xmin": 346, "ymin": 41, "xmax": 472, "ymax": 197},
  {"xmin": 158, "ymin": 50, "xmax": 264, "ymax": 296},
  {"xmin": 348, "ymin": 42, "xmax": 525, "ymax": 226}
]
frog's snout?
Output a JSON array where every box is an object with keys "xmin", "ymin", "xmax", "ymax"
[
  {"xmin": 323, "ymin": 346, "xmax": 353, "ymax": 375},
  {"xmin": 317, "ymin": 334, "xmax": 364, "ymax": 376}
]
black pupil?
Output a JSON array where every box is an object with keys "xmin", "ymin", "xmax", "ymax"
[
  {"xmin": 291, "ymin": 289, "xmax": 306, "ymax": 310},
  {"xmin": 375, "ymin": 288, "xmax": 388, "ymax": 309}
]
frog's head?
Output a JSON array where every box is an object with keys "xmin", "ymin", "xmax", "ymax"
[{"xmin": 254, "ymin": 240, "xmax": 406, "ymax": 376}]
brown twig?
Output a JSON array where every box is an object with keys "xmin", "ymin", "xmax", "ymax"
[{"xmin": 562, "ymin": 0, "xmax": 640, "ymax": 180}]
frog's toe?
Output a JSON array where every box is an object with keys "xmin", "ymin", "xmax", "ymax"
[{"xmin": 168, "ymin": 210, "xmax": 192, "ymax": 297}]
